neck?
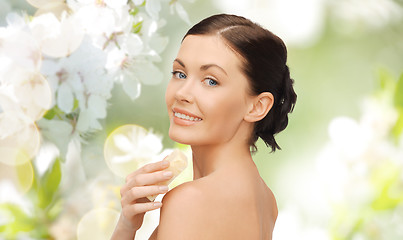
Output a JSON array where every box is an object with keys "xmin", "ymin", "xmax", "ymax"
[{"xmin": 190, "ymin": 140, "xmax": 253, "ymax": 180}]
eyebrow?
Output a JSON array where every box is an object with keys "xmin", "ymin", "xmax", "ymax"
[{"xmin": 173, "ymin": 58, "xmax": 228, "ymax": 76}]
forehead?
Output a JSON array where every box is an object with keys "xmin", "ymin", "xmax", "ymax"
[{"xmin": 176, "ymin": 35, "xmax": 243, "ymax": 71}]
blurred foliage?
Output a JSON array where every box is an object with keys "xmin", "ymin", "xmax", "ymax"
[
  {"xmin": 329, "ymin": 71, "xmax": 403, "ymax": 240},
  {"xmin": 0, "ymin": 158, "xmax": 62, "ymax": 239},
  {"xmin": 393, "ymin": 74, "xmax": 403, "ymax": 138}
]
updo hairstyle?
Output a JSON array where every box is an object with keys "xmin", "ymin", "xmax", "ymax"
[{"xmin": 183, "ymin": 14, "xmax": 297, "ymax": 152}]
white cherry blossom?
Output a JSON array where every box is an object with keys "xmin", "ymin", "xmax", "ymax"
[
  {"xmin": 27, "ymin": 0, "xmax": 64, "ymax": 9},
  {"xmin": 0, "ymin": 1, "xmax": 191, "ymax": 238},
  {"xmin": 37, "ymin": 118, "xmax": 74, "ymax": 158},
  {"xmin": 145, "ymin": 0, "xmax": 162, "ymax": 20},
  {"xmin": 170, "ymin": 1, "xmax": 191, "ymax": 25},
  {"xmin": 2, "ymin": 70, "xmax": 51, "ymax": 121},
  {"xmin": 0, "ymin": 25, "xmax": 42, "ymax": 71},
  {"xmin": 0, "ymin": 112, "xmax": 41, "ymax": 166},
  {"xmin": 34, "ymin": 2, "xmax": 70, "ymax": 20},
  {"xmin": 30, "ymin": 12, "xmax": 84, "ymax": 58},
  {"xmin": 1, "ymin": 0, "xmax": 190, "ymax": 163},
  {"xmin": 104, "ymin": 0, "xmax": 128, "ymax": 10},
  {"xmin": 75, "ymin": 5, "xmax": 118, "ymax": 37}
]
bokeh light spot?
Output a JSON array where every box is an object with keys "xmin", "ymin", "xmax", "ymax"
[
  {"xmin": 0, "ymin": 114, "xmax": 41, "ymax": 166},
  {"xmin": 104, "ymin": 124, "xmax": 162, "ymax": 178},
  {"xmin": 76, "ymin": 208, "xmax": 119, "ymax": 240},
  {"xmin": 0, "ymin": 160, "xmax": 34, "ymax": 194}
]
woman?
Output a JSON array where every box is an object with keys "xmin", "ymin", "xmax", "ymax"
[{"xmin": 111, "ymin": 14, "xmax": 297, "ymax": 240}]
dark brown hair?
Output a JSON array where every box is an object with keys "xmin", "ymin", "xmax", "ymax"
[{"xmin": 183, "ymin": 14, "xmax": 297, "ymax": 152}]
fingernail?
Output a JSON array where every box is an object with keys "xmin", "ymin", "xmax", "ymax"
[
  {"xmin": 153, "ymin": 202, "xmax": 162, "ymax": 207},
  {"xmin": 159, "ymin": 185, "xmax": 169, "ymax": 191},
  {"xmin": 161, "ymin": 160, "xmax": 169, "ymax": 167},
  {"xmin": 163, "ymin": 171, "xmax": 173, "ymax": 177}
]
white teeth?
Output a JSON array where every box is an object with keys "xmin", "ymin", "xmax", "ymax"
[{"xmin": 174, "ymin": 112, "xmax": 201, "ymax": 121}]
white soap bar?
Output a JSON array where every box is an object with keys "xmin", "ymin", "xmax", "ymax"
[{"xmin": 147, "ymin": 149, "xmax": 188, "ymax": 201}]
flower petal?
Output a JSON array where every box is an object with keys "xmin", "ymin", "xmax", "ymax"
[
  {"xmin": 131, "ymin": 61, "xmax": 162, "ymax": 85},
  {"xmin": 174, "ymin": 2, "xmax": 191, "ymax": 25},
  {"xmin": 145, "ymin": 0, "xmax": 161, "ymax": 20},
  {"xmin": 57, "ymin": 82, "xmax": 74, "ymax": 113},
  {"xmin": 121, "ymin": 72, "xmax": 141, "ymax": 100}
]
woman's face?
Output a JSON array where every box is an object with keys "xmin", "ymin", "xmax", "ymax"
[{"xmin": 165, "ymin": 34, "xmax": 254, "ymax": 146}]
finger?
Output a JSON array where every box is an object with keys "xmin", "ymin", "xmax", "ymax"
[
  {"xmin": 123, "ymin": 170, "xmax": 173, "ymax": 192},
  {"xmin": 125, "ymin": 160, "xmax": 170, "ymax": 182},
  {"xmin": 120, "ymin": 170, "xmax": 172, "ymax": 195},
  {"xmin": 138, "ymin": 170, "xmax": 173, "ymax": 186},
  {"xmin": 121, "ymin": 185, "xmax": 169, "ymax": 204},
  {"xmin": 140, "ymin": 160, "xmax": 170, "ymax": 174},
  {"xmin": 125, "ymin": 202, "xmax": 163, "ymax": 216}
]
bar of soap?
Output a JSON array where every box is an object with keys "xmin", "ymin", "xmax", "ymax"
[{"xmin": 147, "ymin": 149, "xmax": 188, "ymax": 201}]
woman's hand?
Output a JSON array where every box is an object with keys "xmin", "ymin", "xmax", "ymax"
[{"xmin": 111, "ymin": 160, "xmax": 173, "ymax": 239}]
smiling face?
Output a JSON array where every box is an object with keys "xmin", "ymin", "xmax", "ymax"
[{"xmin": 165, "ymin": 34, "xmax": 256, "ymax": 147}]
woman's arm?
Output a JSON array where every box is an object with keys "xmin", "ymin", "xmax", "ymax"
[
  {"xmin": 110, "ymin": 160, "xmax": 173, "ymax": 240},
  {"xmin": 111, "ymin": 214, "xmax": 138, "ymax": 239}
]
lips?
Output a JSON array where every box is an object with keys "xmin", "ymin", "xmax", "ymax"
[
  {"xmin": 174, "ymin": 112, "xmax": 202, "ymax": 121},
  {"xmin": 172, "ymin": 108, "xmax": 202, "ymax": 122}
]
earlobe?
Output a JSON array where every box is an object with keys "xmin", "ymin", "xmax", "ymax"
[{"xmin": 244, "ymin": 92, "xmax": 274, "ymax": 123}]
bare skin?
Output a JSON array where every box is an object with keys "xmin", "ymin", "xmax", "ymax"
[
  {"xmin": 111, "ymin": 34, "xmax": 278, "ymax": 239},
  {"xmin": 150, "ymin": 150, "xmax": 278, "ymax": 240}
]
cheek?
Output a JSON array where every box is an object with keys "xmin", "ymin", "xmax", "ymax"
[
  {"xmin": 213, "ymin": 92, "xmax": 247, "ymax": 118},
  {"xmin": 205, "ymin": 94, "xmax": 247, "ymax": 131},
  {"xmin": 165, "ymin": 81, "xmax": 174, "ymax": 109}
]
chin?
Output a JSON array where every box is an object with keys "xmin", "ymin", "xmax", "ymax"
[
  {"xmin": 169, "ymin": 128, "xmax": 226, "ymax": 147},
  {"xmin": 168, "ymin": 128, "xmax": 192, "ymax": 145},
  {"xmin": 168, "ymin": 127, "xmax": 207, "ymax": 146}
]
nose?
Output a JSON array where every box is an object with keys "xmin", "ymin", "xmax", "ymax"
[{"xmin": 174, "ymin": 79, "xmax": 194, "ymax": 104}]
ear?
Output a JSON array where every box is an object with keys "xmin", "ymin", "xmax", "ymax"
[{"xmin": 244, "ymin": 92, "xmax": 274, "ymax": 123}]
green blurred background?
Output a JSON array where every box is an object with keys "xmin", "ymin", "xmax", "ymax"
[{"xmin": 1, "ymin": 0, "xmax": 403, "ymax": 239}]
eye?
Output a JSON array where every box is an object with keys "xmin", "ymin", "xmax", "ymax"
[
  {"xmin": 172, "ymin": 71, "xmax": 187, "ymax": 79},
  {"xmin": 203, "ymin": 78, "xmax": 218, "ymax": 86}
]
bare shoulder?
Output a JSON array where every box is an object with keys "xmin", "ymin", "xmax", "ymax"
[
  {"xmin": 155, "ymin": 171, "xmax": 277, "ymax": 239},
  {"xmin": 260, "ymin": 177, "xmax": 279, "ymax": 237},
  {"xmin": 157, "ymin": 178, "xmax": 248, "ymax": 239},
  {"xmin": 161, "ymin": 180, "xmax": 205, "ymax": 211},
  {"xmin": 156, "ymin": 180, "xmax": 209, "ymax": 240},
  {"xmin": 148, "ymin": 182, "xmax": 201, "ymax": 240}
]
